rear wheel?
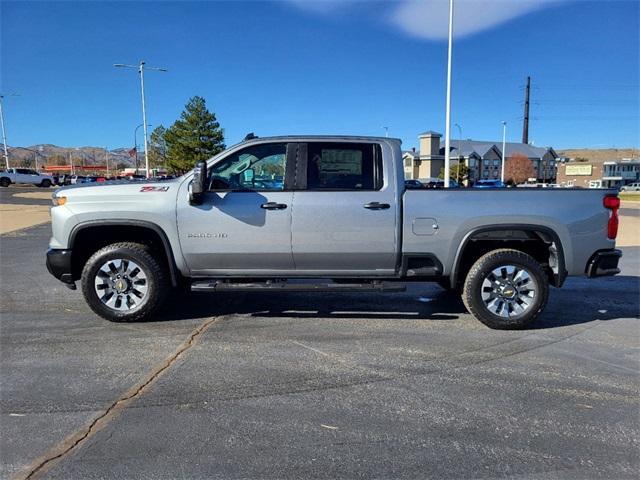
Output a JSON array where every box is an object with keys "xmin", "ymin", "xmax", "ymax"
[
  {"xmin": 462, "ymin": 249, "xmax": 548, "ymax": 329},
  {"xmin": 40, "ymin": 179, "xmax": 52, "ymax": 188},
  {"xmin": 0, "ymin": 177, "xmax": 10, "ymax": 187},
  {"xmin": 81, "ymin": 242, "xmax": 168, "ymax": 322}
]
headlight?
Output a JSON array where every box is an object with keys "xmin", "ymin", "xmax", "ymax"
[{"xmin": 52, "ymin": 196, "xmax": 67, "ymax": 206}]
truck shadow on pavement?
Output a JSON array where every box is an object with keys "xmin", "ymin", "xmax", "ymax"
[{"xmin": 156, "ymin": 275, "xmax": 639, "ymax": 329}]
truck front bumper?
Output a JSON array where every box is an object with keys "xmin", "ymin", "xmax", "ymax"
[
  {"xmin": 46, "ymin": 248, "xmax": 76, "ymax": 289},
  {"xmin": 586, "ymin": 249, "xmax": 622, "ymax": 278}
]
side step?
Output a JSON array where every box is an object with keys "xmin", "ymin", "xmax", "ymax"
[{"xmin": 191, "ymin": 279, "xmax": 406, "ymax": 293}]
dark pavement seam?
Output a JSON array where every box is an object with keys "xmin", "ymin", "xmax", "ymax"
[{"xmin": 13, "ymin": 315, "xmax": 223, "ymax": 480}]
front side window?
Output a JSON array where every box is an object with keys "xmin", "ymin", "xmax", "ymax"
[
  {"xmin": 306, "ymin": 142, "xmax": 382, "ymax": 190},
  {"xmin": 209, "ymin": 143, "xmax": 286, "ymax": 191}
]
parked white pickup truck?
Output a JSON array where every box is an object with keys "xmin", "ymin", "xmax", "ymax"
[{"xmin": 0, "ymin": 168, "xmax": 53, "ymax": 187}]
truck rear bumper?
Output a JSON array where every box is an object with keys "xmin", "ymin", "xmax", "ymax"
[
  {"xmin": 586, "ymin": 249, "xmax": 622, "ymax": 278},
  {"xmin": 46, "ymin": 248, "xmax": 76, "ymax": 289}
]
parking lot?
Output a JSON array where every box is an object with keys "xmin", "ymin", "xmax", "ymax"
[{"xmin": 1, "ymin": 186, "xmax": 639, "ymax": 479}]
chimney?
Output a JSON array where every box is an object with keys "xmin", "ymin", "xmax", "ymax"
[
  {"xmin": 412, "ymin": 147, "xmax": 416, "ymax": 153},
  {"xmin": 419, "ymin": 131, "xmax": 442, "ymax": 157}
]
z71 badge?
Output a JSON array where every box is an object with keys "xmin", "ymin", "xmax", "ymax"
[{"xmin": 140, "ymin": 186, "xmax": 170, "ymax": 192}]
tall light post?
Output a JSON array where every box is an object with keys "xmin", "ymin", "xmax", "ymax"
[
  {"xmin": 501, "ymin": 121, "xmax": 507, "ymax": 183},
  {"xmin": 454, "ymin": 123, "xmax": 462, "ymax": 184},
  {"xmin": 443, "ymin": 0, "xmax": 454, "ymax": 188},
  {"xmin": 134, "ymin": 123, "xmax": 151, "ymax": 175},
  {"xmin": 114, "ymin": 61, "xmax": 167, "ymax": 178},
  {"xmin": 0, "ymin": 94, "xmax": 19, "ymax": 170}
]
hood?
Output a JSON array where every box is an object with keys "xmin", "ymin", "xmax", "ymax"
[{"xmin": 53, "ymin": 177, "xmax": 183, "ymax": 203}]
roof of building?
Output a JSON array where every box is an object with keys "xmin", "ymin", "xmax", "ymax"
[{"xmin": 441, "ymin": 140, "xmax": 556, "ymax": 160}]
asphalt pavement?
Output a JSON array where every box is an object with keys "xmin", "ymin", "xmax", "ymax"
[{"xmin": 1, "ymin": 220, "xmax": 639, "ymax": 479}]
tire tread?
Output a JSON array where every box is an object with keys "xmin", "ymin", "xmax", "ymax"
[
  {"xmin": 462, "ymin": 248, "xmax": 549, "ymax": 330},
  {"xmin": 81, "ymin": 242, "xmax": 168, "ymax": 323}
]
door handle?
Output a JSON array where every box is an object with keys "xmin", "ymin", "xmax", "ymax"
[
  {"xmin": 261, "ymin": 202, "xmax": 288, "ymax": 210},
  {"xmin": 363, "ymin": 202, "xmax": 391, "ymax": 210}
]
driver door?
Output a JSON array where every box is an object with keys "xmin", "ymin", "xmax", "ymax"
[{"xmin": 177, "ymin": 142, "xmax": 296, "ymax": 276}]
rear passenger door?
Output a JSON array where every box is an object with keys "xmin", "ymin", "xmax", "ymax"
[{"xmin": 291, "ymin": 141, "xmax": 399, "ymax": 275}]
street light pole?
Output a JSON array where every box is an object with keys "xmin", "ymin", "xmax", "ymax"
[
  {"xmin": 501, "ymin": 121, "xmax": 507, "ymax": 183},
  {"xmin": 454, "ymin": 123, "xmax": 462, "ymax": 184},
  {"xmin": 443, "ymin": 0, "xmax": 454, "ymax": 188},
  {"xmin": 0, "ymin": 95, "xmax": 10, "ymax": 170},
  {"xmin": 114, "ymin": 61, "xmax": 167, "ymax": 178},
  {"xmin": 134, "ymin": 123, "xmax": 151, "ymax": 175}
]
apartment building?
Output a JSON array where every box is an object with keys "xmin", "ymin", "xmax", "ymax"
[{"xmin": 403, "ymin": 131, "xmax": 557, "ymax": 183}]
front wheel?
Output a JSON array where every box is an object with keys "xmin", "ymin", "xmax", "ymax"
[
  {"xmin": 40, "ymin": 179, "xmax": 52, "ymax": 188},
  {"xmin": 462, "ymin": 249, "xmax": 549, "ymax": 329},
  {"xmin": 0, "ymin": 177, "xmax": 10, "ymax": 187},
  {"xmin": 81, "ymin": 242, "xmax": 169, "ymax": 322}
]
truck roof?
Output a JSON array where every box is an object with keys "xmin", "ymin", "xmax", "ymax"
[{"xmin": 240, "ymin": 135, "xmax": 402, "ymax": 144}]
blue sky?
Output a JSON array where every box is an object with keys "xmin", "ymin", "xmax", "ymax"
[{"xmin": 1, "ymin": 0, "xmax": 638, "ymax": 151}]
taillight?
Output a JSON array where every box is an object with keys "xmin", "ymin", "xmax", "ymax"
[{"xmin": 604, "ymin": 195, "xmax": 620, "ymax": 239}]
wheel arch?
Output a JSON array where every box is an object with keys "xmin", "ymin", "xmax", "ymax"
[
  {"xmin": 450, "ymin": 224, "xmax": 567, "ymax": 289},
  {"xmin": 69, "ymin": 220, "xmax": 181, "ymax": 287}
]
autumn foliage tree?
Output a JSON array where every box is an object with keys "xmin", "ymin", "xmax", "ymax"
[{"xmin": 504, "ymin": 153, "xmax": 535, "ymax": 185}]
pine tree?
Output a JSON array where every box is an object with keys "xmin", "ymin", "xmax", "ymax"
[
  {"xmin": 148, "ymin": 125, "xmax": 168, "ymax": 169},
  {"xmin": 165, "ymin": 96, "xmax": 225, "ymax": 173}
]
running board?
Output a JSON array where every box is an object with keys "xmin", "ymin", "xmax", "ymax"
[{"xmin": 191, "ymin": 279, "xmax": 406, "ymax": 293}]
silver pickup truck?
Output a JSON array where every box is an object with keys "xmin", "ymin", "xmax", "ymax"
[{"xmin": 46, "ymin": 135, "xmax": 622, "ymax": 329}]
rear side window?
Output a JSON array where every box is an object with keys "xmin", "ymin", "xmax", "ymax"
[{"xmin": 306, "ymin": 142, "xmax": 382, "ymax": 191}]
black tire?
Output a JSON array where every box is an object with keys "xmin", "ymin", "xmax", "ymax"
[
  {"xmin": 462, "ymin": 249, "xmax": 549, "ymax": 330},
  {"xmin": 81, "ymin": 242, "xmax": 169, "ymax": 322},
  {"xmin": 0, "ymin": 177, "xmax": 10, "ymax": 187},
  {"xmin": 40, "ymin": 179, "xmax": 52, "ymax": 188}
]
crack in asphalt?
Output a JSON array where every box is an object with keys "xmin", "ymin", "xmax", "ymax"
[{"xmin": 14, "ymin": 316, "xmax": 222, "ymax": 480}]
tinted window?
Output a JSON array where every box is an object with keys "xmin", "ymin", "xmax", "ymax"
[
  {"xmin": 306, "ymin": 142, "xmax": 382, "ymax": 190},
  {"xmin": 210, "ymin": 143, "xmax": 286, "ymax": 191}
]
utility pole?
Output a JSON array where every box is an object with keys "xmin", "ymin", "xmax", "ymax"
[
  {"xmin": 522, "ymin": 76, "xmax": 530, "ymax": 144},
  {"xmin": 114, "ymin": 61, "xmax": 167, "ymax": 178},
  {"xmin": 443, "ymin": 0, "xmax": 454, "ymax": 188}
]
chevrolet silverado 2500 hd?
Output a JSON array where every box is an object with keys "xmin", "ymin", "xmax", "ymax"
[{"xmin": 46, "ymin": 136, "xmax": 622, "ymax": 329}]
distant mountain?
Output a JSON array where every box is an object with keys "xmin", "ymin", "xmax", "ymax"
[
  {"xmin": 557, "ymin": 148, "xmax": 639, "ymax": 163},
  {"xmin": 6, "ymin": 144, "xmax": 136, "ymax": 168}
]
